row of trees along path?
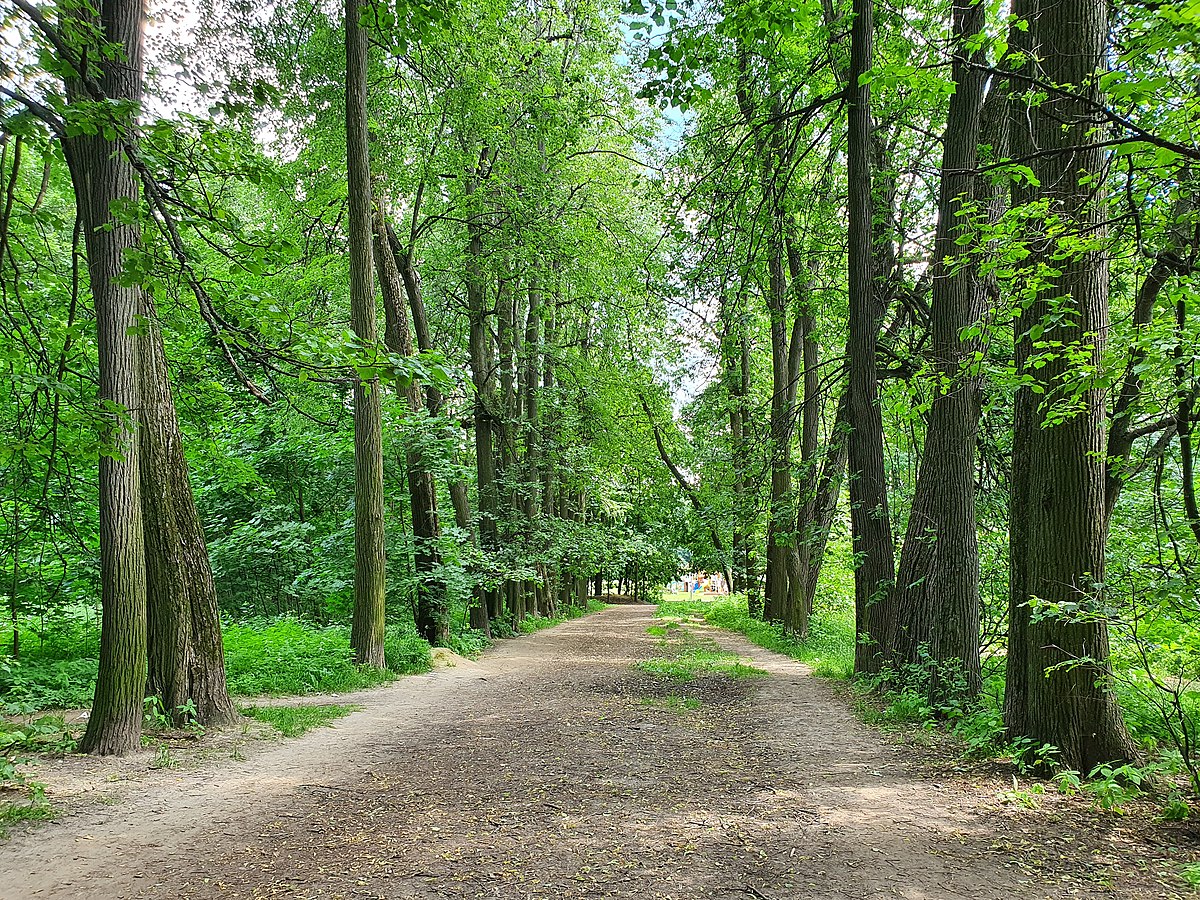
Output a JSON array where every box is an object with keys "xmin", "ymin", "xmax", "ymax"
[{"xmin": 1, "ymin": 0, "xmax": 1199, "ymax": 881}]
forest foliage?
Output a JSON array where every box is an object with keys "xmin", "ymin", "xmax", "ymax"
[{"xmin": 1, "ymin": 0, "xmax": 1199, "ymax": 824}]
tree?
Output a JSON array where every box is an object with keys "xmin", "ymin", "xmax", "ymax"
[
  {"xmin": 1003, "ymin": 0, "xmax": 1137, "ymax": 772},
  {"xmin": 345, "ymin": 0, "xmax": 387, "ymax": 668},
  {"xmin": 141, "ymin": 305, "xmax": 237, "ymax": 726},
  {"xmin": 846, "ymin": 0, "xmax": 897, "ymax": 676},
  {"xmin": 58, "ymin": 0, "xmax": 150, "ymax": 755},
  {"xmin": 891, "ymin": 0, "xmax": 988, "ymax": 698},
  {"xmin": 373, "ymin": 210, "xmax": 448, "ymax": 646}
]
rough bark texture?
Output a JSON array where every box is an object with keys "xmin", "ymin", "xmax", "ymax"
[
  {"xmin": 345, "ymin": 0, "xmax": 386, "ymax": 668},
  {"xmin": 141, "ymin": 305, "xmax": 237, "ymax": 727},
  {"xmin": 68, "ymin": 0, "xmax": 148, "ymax": 756},
  {"xmin": 374, "ymin": 212, "xmax": 448, "ymax": 646},
  {"xmin": 1003, "ymin": 0, "xmax": 1136, "ymax": 772},
  {"xmin": 466, "ymin": 156, "xmax": 500, "ymax": 630},
  {"xmin": 891, "ymin": 0, "xmax": 987, "ymax": 698},
  {"xmin": 722, "ymin": 294, "xmax": 758, "ymax": 612},
  {"xmin": 796, "ymin": 393, "xmax": 851, "ymax": 617},
  {"xmin": 847, "ymin": 0, "xmax": 898, "ymax": 676}
]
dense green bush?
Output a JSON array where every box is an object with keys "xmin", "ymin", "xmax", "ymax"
[
  {"xmin": 223, "ymin": 618, "xmax": 398, "ymax": 695},
  {"xmin": 0, "ymin": 658, "xmax": 99, "ymax": 714},
  {"xmin": 384, "ymin": 626, "xmax": 433, "ymax": 674}
]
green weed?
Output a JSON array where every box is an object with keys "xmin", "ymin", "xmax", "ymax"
[
  {"xmin": 0, "ymin": 797, "xmax": 52, "ymax": 837},
  {"xmin": 646, "ymin": 622, "xmax": 681, "ymax": 637},
  {"xmin": 640, "ymin": 694, "xmax": 702, "ymax": 712},
  {"xmin": 1181, "ymin": 863, "xmax": 1200, "ymax": 888},
  {"xmin": 384, "ymin": 626, "xmax": 433, "ymax": 675},
  {"xmin": 241, "ymin": 703, "xmax": 360, "ymax": 737}
]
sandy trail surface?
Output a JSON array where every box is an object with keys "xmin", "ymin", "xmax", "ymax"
[{"xmin": 0, "ymin": 605, "xmax": 1177, "ymax": 899}]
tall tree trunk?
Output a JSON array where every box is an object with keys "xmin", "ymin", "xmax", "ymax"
[
  {"xmin": 66, "ymin": 0, "xmax": 148, "ymax": 756},
  {"xmin": 141, "ymin": 304, "xmax": 237, "ymax": 727},
  {"xmin": 465, "ymin": 153, "xmax": 500, "ymax": 629},
  {"xmin": 1003, "ymin": 0, "xmax": 1135, "ymax": 772},
  {"xmin": 847, "ymin": 0, "xmax": 898, "ymax": 676},
  {"xmin": 541, "ymin": 293, "xmax": 558, "ymax": 520},
  {"xmin": 373, "ymin": 212, "xmax": 448, "ymax": 646},
  {"xmin": 763, "ymin": 187, "xmax": 794, "ymax": 625},
  {"xmin": 785, "ymin": 237, "xmax": 818, "ymax": 636},
  {"xmin": 797, "ymin": 392, "xmax": 851, "ymax": 617},
  {"xmin": 720, "ymin": 289, "xmax": 756, "ymax": 605},
  {"xmin": 346, "ymin": 0, "xmax": 386, "ymax": 667},
  {"xmin": 891, "ymin": 0, "xmax": 987, "ymax": 698}
]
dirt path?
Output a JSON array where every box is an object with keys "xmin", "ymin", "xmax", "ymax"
[{"xmin": 0, "ymin": 606, "xmax": 1182, "ymax": 899}]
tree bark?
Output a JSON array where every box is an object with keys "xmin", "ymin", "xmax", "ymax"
[
  {"xmin": 465, "ymin": 150, "xmax": 500, "ymax": 630},
  {"xmin": 373, "ymin": 211, "xmax": 448, "ymax": 646},
  {"xmin": 796, "ymin": 392, "xmax": 851, "ymax": 617},
  {"xmin": 891, "ymin": 0, "xmax": 988, "ymax": 698},
  {"xmin": 847, "ymin": 0, "xmax": 898, "ymax": 676},
  {"xmin": 345, "ymin": 0, "xmax": 386, "ymax": 668},
  {"xmin": 141, "ymin": 304, "xmax": 237, "ymax": 727},
  {"xmin": 64, "ymin": 0, "xmax": 148, "ymax": 756},
  {"xmin": 1003, "ymin": 0, "xmax": 1136, "ymax": 772}
]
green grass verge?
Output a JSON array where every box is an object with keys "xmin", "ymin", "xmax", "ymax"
[
  {"xmin": 1, "ymin": 599, "xmax": 605, "ymax": 715},
  {"xmin": 657, "ymin": 595, "xmax": 855, "ymax": 679},
  {"xmin": 241, "ymin": 703, "xmax": 360, "ymax": 737},
  {"xmin": 223, "ymin": 619, "xmax": 410, "ymax": 696}
]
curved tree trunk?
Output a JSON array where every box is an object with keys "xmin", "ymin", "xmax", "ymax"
[{"xmin": 141, "ymin": 304, "xmax": 237, "ymax": 727}]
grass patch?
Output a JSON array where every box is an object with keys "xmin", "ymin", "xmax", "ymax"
[
  {"xmin": 241, "ymin": 703, "xmax": 360, "ymax": 737},
  {"xmin": 0, "ymin": 799, "xmax": 53, "ymax": 837},
  {"xmin": 657, "ymin": 595, "xmax": 855, "ymax": 679},
  {"xmin": 645, "ymin": 622, "xmax": 682, "ymax": 637},
  {"xmin": 637, "ymin": 643, "xmax": 767, "ymax": 682}
]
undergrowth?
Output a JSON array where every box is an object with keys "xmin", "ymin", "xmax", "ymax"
[
  {"xmin": 223, "ymin": 619, "xmax": 401, "ymax": 695},
  {"xmin": 1, "ymin": 599, "xmax": 608, "ymax": 715},
  {"xmin": 0, "ymin": 715, "xmax": 71, "ymax": 835}
]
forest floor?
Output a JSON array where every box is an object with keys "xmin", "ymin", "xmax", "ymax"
[{"xmin": 1, "ymin": 604, "xmax": 1196, "ymax": 900}]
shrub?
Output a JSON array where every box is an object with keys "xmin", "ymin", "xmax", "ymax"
[
  {"xmin": 223, "ymin": 617, "xmax": 393, "ymax": 695},
  {"xmin": 384, "ymin": 626, "xmax": 433, "ymax": 674}
]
